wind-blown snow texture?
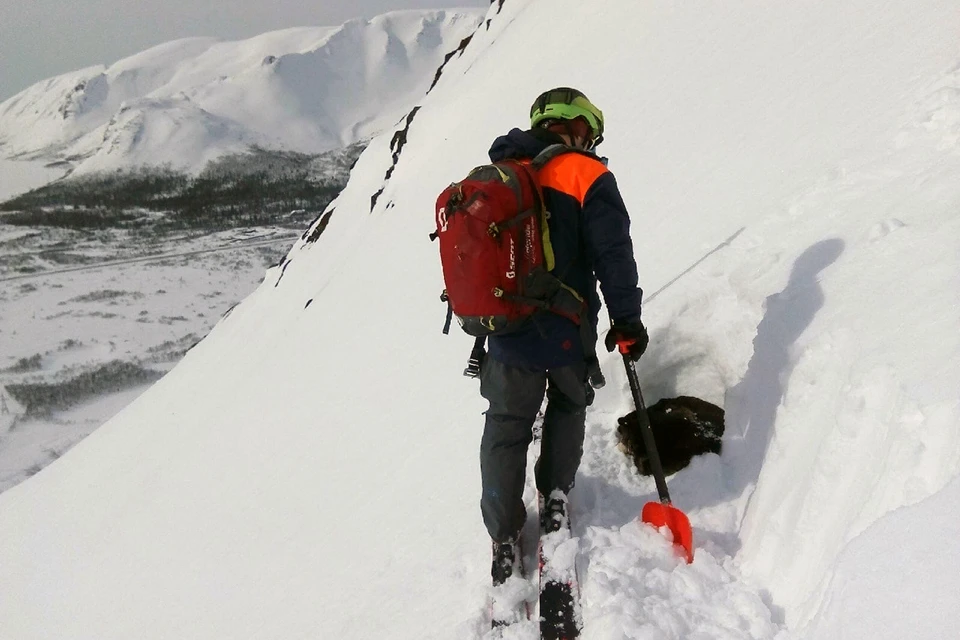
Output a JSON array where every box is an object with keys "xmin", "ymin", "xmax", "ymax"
[
  {"xmin": 2, "ymin": 2, "xmax": 960, "ymax": 639},
  {"xmin": 0, "ymin": 10, "xmax": 481, "ymax": 176}
]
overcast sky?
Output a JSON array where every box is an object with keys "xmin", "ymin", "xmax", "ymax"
[{"xmin": 0, "ymin": 0, "xmax": 488, "ymax": 102}]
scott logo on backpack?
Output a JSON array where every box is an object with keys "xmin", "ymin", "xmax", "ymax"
[
  {"xmin": 431, "ymin": 145, "xmax": 584, "ymax": 337},
  {"xmin": 436, "ymin": 206, "xmax": 449, "ymax": 233}
]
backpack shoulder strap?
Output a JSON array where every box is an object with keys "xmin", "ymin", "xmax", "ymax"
[
  {"xmin": 530, "ymin": 143, "xmax": 572, "ymax": 170},
  {"xmin": 531, "ymin": 143, "xmax": 604, "ymax": 171}
]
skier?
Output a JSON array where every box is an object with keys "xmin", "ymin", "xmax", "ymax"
[{"xmin": 481, "ymin": 87, "xmax": 648, "ymax": 585}]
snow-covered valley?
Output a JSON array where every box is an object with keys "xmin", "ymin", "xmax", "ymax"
[{"xmin": 0, "ymin": 218, "xmax": 299, "ymax": 492}]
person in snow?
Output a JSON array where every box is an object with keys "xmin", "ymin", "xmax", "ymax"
[{"xmin": 482, "ymin": 87, "xmax": 648, "ymax": 584}]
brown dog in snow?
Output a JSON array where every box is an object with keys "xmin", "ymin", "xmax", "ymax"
[{"xmin": 617, "ymin": 396, "xmax": 724, "ymax": 476}]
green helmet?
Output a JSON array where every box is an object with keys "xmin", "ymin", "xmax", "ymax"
[{"xmin": 529, "ymin": 87, "xmax": 604, "ymax": 144}]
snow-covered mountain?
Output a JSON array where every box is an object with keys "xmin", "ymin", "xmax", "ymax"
[
  {"xmin": 0, "ymin": 10, "xmax": 481, "ymax": 176},
  {"xmin": 1, "ymin": 2, "xmax": 959, "ymax": 639}
]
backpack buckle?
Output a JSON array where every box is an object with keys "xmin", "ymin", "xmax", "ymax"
[{"xmin": 463, "ymin": 340, "xmax": 486, "ymax": 378}]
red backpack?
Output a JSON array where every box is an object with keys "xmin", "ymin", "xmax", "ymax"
[{"xmin": 432, "ymin": 145, "xmax": 584, "ymax": 337}]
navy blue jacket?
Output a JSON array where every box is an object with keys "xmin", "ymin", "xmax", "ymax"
[{"xmin": 487, "ymin": 128, "xmax": 643, "ymax": 369}]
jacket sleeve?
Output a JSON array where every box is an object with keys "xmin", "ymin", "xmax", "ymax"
[{"xmin": 581, "ymin": 171, "xmax": 643, "ymax": 323}]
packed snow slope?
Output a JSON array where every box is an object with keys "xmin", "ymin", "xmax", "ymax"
[
  {"xmin": 2, "ymin": 2, "xmax": 960, "ymax": 639},
  {"xmin": 0, "ymin": 10, "xmax": 480, "ymax": 175}
]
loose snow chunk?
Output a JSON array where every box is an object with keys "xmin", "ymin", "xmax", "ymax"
[
  {"xmin": 579, "ymin": 524, "xmax": 791, "ymax": 639},
  {"xmin": 540, "ymin": 529, "xmax": 580, "ymax": 582},
  {"xmin": 489, "ymin": 574, "xmax": 536, "ymax": 622}
]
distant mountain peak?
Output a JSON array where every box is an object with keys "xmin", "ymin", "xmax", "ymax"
[{"xmin": 0, "ymin": 9, "xmax": 483, "ymax": 176}]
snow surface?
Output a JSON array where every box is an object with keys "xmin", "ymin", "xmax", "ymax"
[
  {"xmin": 0, "ymin": 10, "xmax": 482, "ymax": 175},
  {"xmin": 2, "ymin": 1, "xmax": 960, "ymax": 639},
  {"xmin": 804, "ymin": 475, "xmax": 960, "ymax": 640}
]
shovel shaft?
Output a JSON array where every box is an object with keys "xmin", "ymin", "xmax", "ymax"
[{"xmin": 622, "ymin": 355, "xmax": 672, "ymax": 504}]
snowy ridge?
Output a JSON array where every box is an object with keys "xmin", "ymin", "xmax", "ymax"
[
  {"xmin": 1, "ymin": 2, "xmax": 959, "ymax": 639},
  {"xmin": 0, "ymin": 10, "xmax": 482, "ymax": 175}
]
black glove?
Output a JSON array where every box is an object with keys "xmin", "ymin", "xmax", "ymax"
[{"xmin": 604, "ymin": 320, "xmax": 649, "ymax": 361}]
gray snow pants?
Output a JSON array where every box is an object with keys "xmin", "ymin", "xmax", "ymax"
[{"xmin": 479, "ymin": 356, "xmax": 588, "ymax": 542}]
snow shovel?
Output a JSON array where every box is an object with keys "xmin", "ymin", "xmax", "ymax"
[{"xmin": 619, "ymin": 347, "xmax": 695, "ymax": 563}]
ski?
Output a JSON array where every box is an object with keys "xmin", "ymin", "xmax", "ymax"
[
  {"xmin": 489, "ymin": 539, "xmax": 533, "ymax": 631},
  {"xmin": 538, "ymin": 491, "xmax": 582, "ymax": 640}
]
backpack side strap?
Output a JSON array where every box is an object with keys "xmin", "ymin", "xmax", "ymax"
[{"xmin": 463, "ymin": 336, "xmax": 486, "ymax": 378}]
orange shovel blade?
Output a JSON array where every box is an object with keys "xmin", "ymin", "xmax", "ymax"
[{"xmin": 642, "ymin": 501, "xmax": 694, "ymax": 564}]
